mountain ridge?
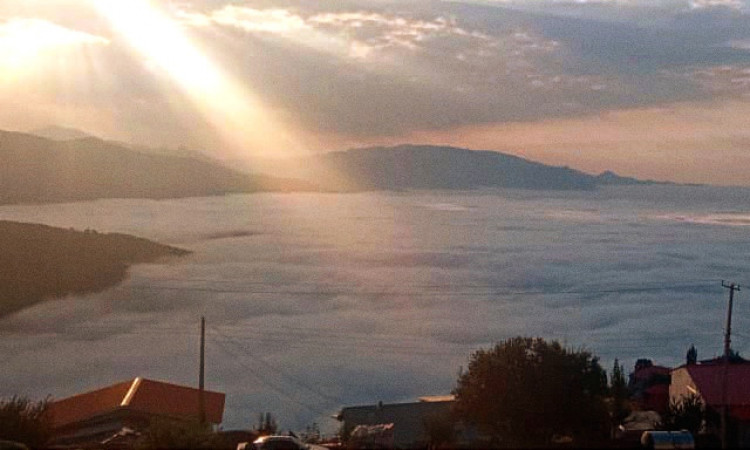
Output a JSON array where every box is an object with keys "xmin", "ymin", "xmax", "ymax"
[
  {"xmin": 0, "ymin": 130, "xmax": 316, "ymax": 205},
  {"xmin": 0, "ymin": 128, "xmax": 677, "ymax": 205},
  {"xmin": 254, "ymin": 144, "xmax": 667, "ymax": 192}
]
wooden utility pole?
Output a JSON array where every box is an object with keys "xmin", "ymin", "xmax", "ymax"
[
  {"xmin": 199, "ymin": 316, "xmax": 206, "ymax": 425},
  {"xmin": 721, "ymin": 281, "xmax": 740, "ymax": 449}
]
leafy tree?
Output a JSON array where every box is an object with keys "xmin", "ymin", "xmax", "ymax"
[
  {"xmin": 610, "ymin": 358, "xmax": 630, "ymax": 424},
  {"xmin": 136, "ymin": 417, "xmax": 216, "ymax": 449},
  {"xmin": 660, "ymin": 393, "xmax": 716, "ymax": 435},
  {"xmin": 423, "ymin": 413, "xmax": 456, "ymax": 449},
  {"xmin": 0, "ymin": 396, "xmax": 51, "ymax": 448},
  {"xmin": 453, "ymin": 337, "xmax": 609, "ymax": 447},
  {"xmin": 255, "ymin": 412, "xmax": 278, "ymax": 436}
]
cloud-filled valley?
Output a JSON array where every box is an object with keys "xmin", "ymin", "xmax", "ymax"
[{"xmin": 2, "ymin": 186, "xmax": 750, "ymax": 431}]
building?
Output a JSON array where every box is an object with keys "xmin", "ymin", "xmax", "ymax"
[
  {"xmin": 670, "ymin": 362, "xmax": 750, "ymax": 447},
  {"xmin": 336, "ymin": 396, "xmax": 457, "ymax": 449},
  {"xmin": 628, "ymin": 359, "xmax": 671, "ymax": 414},
  {"xmin": 48, "ymin": 377, "xmax": 225, "ymax": 446}
]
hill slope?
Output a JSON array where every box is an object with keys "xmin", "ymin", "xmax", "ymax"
[
  {"xmin": 0, "ymin": 221, "xmax": 189, "ymax": 318},
  {"xmin": 267, "ymin": 145, "xmax": 600, "ymax": 191},
  {"xmin": 0, "ymin": 130, "xmax": 314, "ymax": 204}
]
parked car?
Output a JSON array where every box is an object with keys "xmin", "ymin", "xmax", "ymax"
[{"xmin": 237, "ymin": 435, "xmax": 328, "ymax": 450}]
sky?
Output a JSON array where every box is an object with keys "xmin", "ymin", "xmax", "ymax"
[{"xmin": 2, "ymin": 0, "xmax": 750, "ymax": 183}]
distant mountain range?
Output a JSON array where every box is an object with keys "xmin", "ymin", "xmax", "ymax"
[
  {"xmin": 0, "ymin": 129, "xmax": 667, "ymax": 205},
  {"xmin": 0, "ymin": 130, "xmax": 315, "ymax": 205},
  {"xmin": 255, "ymin": 144, "xmax": 664, "ymax": 192}
]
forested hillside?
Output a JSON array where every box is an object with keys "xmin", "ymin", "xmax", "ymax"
[{"xmin": 0, "ymin": 221, "xmax": 189, "ymax": 317}]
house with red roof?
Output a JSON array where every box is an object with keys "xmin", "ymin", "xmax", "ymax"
[
  {"xmin": 670, "ymin": 362, "xmax": 750, "ymax": 447},
  {"xmin": 48, "ymin": 377, "xmax": 225, "ymax": 446},
  {"xmin": 628, "ymin": 359, "xmax": 671, "ymax": 414}
]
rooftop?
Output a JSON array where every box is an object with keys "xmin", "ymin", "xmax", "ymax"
[{"xmin": 48, "ymin": 377, "xmax": 225, "ymax": 428}]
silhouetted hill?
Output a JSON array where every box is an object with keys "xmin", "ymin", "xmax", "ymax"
[
  {"xmin": 595, "ymin": 170, "xmax": 677, "ymax": 186},
  {"xmin": 265, "ymin": 145, "xmax": 600, "ymax": 191},
  {"xmin": 0, "ymin": 130, "xmax": 316, "ymax": 204},
  {"xmin": 0, "ymin": 221, "xmax": 189, "ymax": 318}
]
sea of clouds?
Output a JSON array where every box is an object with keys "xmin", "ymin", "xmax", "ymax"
[{"xmin": 2, "ymin": 185, "xmax": 750, "ymax": 432}]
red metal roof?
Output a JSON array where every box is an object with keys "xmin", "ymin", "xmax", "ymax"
[
  {"xmin": 685, "ymin": 364, "xmax": 750, "ymax": 419},
  {"xmin": 49, "ymin": 377, "xmax": 225, "ymax": 428}
]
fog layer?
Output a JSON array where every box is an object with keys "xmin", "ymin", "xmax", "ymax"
[{"xmin": 2, "ymin": 185, "xmax": 750, "ymax": 431}]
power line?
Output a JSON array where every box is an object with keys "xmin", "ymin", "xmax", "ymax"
[
  {"xmin": 120, "ymin": 282, "xmax": 718, "ymax": 297},
  {"xmin": 209, "ymin": 327, "xmax": 342, "ymax": 412},
  {"xmin": 208, "ymin": 338, "xmax": 328, "ymax": 416}
]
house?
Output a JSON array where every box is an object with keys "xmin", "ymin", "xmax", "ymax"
[
  {"xmin": 336, "ymin": 395, "xmax": 458, "ymax": 449},
  {"xmin": 47, "ymin": 377, "xmax": 225, "ymax": 446},
  {"xmin": 628, "ymin": 359, "xmax": 671, "ymax": 414},
  {"xmin": 670, "ymin": 362, "xmax": 750, "ymax": 447}
]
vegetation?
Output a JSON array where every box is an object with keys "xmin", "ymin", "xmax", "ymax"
[
  {"xmin": 453, "ymin": 337, "xmax": 609, "ymax": 447},
  {"xmin": 254, "ymin": 412, "xmax": 279, "ymax": 436},
  {"xmin": 609, "ymin": 358, "xmax": 631, "ymax": 424},
  {"xmin": 0, "ymin": 396, "xmax": 51, "ymax": 448},
  {"xmin": 0, "ymin": 221, "xmax": 189, "ymax": 317},
  {"xmin": 423, "ymin": 413, "xmax": 456, "ymax": 448},
  {"xmin": 660, "ymin": 393, "xmax": 716, "ymax": 435},
  {"xmin": 136, "ymin": 417, "xmax": 217, "ymax": 449}
]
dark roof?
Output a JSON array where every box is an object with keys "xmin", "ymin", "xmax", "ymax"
[{"xmin": 49, "ymin": 377, "xmax": 225, "ymax": 428}]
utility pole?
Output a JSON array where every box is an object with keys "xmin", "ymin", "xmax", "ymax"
[
  {"xmin": 721, "ymin": 281, "xmax": 740, "ymax": 449},
  {"xmin": 199, "ymin": 316, "xmax": 206, "ymax": 425}
]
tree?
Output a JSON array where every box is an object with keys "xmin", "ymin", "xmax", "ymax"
[
  {"xmin": 136, "ymin": 417, "xmax": 216, "ymax": 450},
  {"xmin": 423, "ymin": 413, "xmax": 456, "ymax": 449},
  {"xmin": 686, "ymin": 345, "xmax": 697, "ymax": 365},
  {"xmin": 660, "ymin": 393, "xmax": 716, "ymax": 436},
  {"xmin": 255, "ymin": 412, "xmax": 278, "ymax": 436},
  {"xmin": 0, "ymin": 396, "xmax": 51, "ymax": 448},
  {"xmin": 610, "ymin": 358, "xmax": 630, "ymax": 424},
  {"xmin": 453, "ymin": 337, "xmax": 609, "ymax": 447}
]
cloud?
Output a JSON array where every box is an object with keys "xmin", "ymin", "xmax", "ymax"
[
  {"xmin": 0, "ymin": 18, "xmax": 108, "ymax": 47},
  {"xmin": 1, "ymin": 0, "xmax": 750, "ymax": 173},
  {"xmin": 689, "ymin": 0, "xmax": 745, "ymax": 9},
  {"xmin": 0, "ymin": 18, "xmax": 109, "ymax": 73},
  {"xmin": 179, "ymin": 5, "xmax": 502, "ymax": 62},
  {"xmin": 3, "ymin": 189, "xmax": 750, "ymax": 430},
  {"xmin": 182, "ymin": 7, "xmax": 309, "ymax": 34}
]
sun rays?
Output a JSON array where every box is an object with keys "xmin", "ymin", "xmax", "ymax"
[
  {"xmin": 89, "ymin": 0, "xmax": 303, "ymax": 160},
  {"xmin": 0, "ymin": 18, "xmax": 108, "ymax": 82}
]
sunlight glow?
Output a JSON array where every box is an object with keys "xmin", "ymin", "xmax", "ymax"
[
  {"xmin": 0, "ymin": 18, "xmax": 108, "ymax": 80},
  {"xmin": 90, "ymin": 0, "xmax": 303, "ymax": 159}
]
